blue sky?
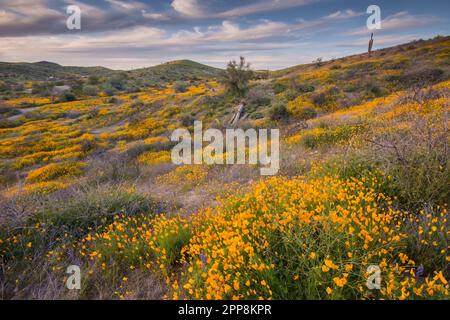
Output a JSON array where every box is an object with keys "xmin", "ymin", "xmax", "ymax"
[{"xmin": 0, "ymin": 0, "xmax": 448, "ymax": 70}]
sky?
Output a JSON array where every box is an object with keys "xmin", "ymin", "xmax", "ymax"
[{"xmin": 0, "ymin": 0, "xmax": 449, "ymax": 70}]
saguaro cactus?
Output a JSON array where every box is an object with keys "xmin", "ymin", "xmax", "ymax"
[{"xmin": 368, "ymin": 33, "xmax": 374, "ymax": 57}]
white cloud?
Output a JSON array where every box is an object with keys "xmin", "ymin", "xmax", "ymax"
[
  {"xmin": 141, "ymin": 10, "xmax": 169, "ymax": 21},
  {"xmin": 204, "ymin": 20, "xmax": 289, "ymax": 41},
  {"xmin": 171, "ymin": 0, "xmax": 205, "ymax": 17},
  {"xmin": 104, "ymin": 0, "xmax": 147, "ymax": 11},
  {"xmin": 324, "ymin": 10, "xmax": 361, "ymax": 21}
]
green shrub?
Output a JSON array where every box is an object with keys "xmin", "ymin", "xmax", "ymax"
[
  {"xmin": 0, "ymin": 81, "xmax": 8, "ymax": 92},
  {"xmin": 297, "ymin": 84, "xmax": 315, "ymax": 93},
  {"xmin": 247, "ymin": 87, "xmax": 271, "ymax": 106},
  {"xmin": 83, "ymin": 85, "xmax": 98, "ymax": 96},
  {"xmin": 381, "ymin": 149, "xmax": 449, "ymax": 209},
  {"xmin": 108, "ymin": 97, "xmax": 120, "ymax": 104},
  {"xmin": 180, "ymin": 114, "xmax": 195, "ymax": 127},
  {"xmin": 273, "ymin": 82, "xmax": 286, "ymax": 94},
  {"xmin": 343, "ymin": 84, "xmax": 358, "ymax": 92},
  {"xmin": 311, "ymin": 92, "xmax": 327, "ymax": 107},
  {"xmin": 88, "ymin": 75, "xmax": 100, "ymax": 85},
  {"xmin": 398, "ymin": 68, "xmax": 445, "ymax": 88},
  {"xmin": 364, "ymin": 81, "xmax": 385, "ymax": 97},
  {"xmin": 59, "ymin": 91, "xmax": 77, "ymax": 102},
  {"xmin": 0, "ymin": 185, "xmax": 159, "ymax": 271},
  {"xmin": 0, "ymin": 107, "xmax": 20, "ymax": 118},
  {"xmin": 174, "ymin": 82, "xmax": 188, "ymax": 93},
  {"xmin": 130, "ymin": 99, "xmax": 144, "ymax": 108},
  {"xmin": 269, "ymin": 102, "xmax": 289, "ymax": 121},
  {"xmin": 301, "ymin": 125, "xmax": 360, "ymax": 149},
  {"xmin": 294, "ymin": 106, "xmax": 317, "ymax": 121}
]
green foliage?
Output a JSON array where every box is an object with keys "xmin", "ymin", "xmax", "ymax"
[
  {"xmin": 297, "ymin": 83, "xmax": 315, "ymax": 93},
  {"xmin": 247, "ymin": 87, "xmax": 272, "ymax": 106},
  {"xmin": 397, "ymin": 68, "xmax": 445, "ymax": 88},
  {"xmin": 0, "ymin": 106, "xmax": 20, "ymax": 119},
  {"xmin": 301, "ymin": 125, "xmax": 362, "ymax": 149},
  {"xmin": 380, "ymin": 149, "xmax": 449, "ymax": 209},
  {"xmin": 103, "ymin": 85, "xmax": 116, "ymax": 96},
  {"xmin": 129, "ymin": 60, "xmax": 221, "ymax": 84},
  {"xmin": 364, "ymin": 81, "xmax": 386, "ymax": 97},
  {"xmin": 0, "ymin": 81, "xmax": 7, "ymax": 92},
  {"xmin": 59, "ymin": 91, "xmax": 77, "ymax": 102},
  {"xmin": 222, "ymin": 56, "xmax": 253, "ymax": 97},
  {"xmin": 83, "ymin": 85, "xmax": 98, "ymax": 96},
  {"xmin": 32, "ymin": 82, "xmax": 53, "ymax": 95},
  {"xmin": 174, "ymin": 82, "xmax": 189, "ymax": 93},
  {"xmin": 109, "ymin": 74, "xmax": 127, "ymax": 90},
  {"xmin": 88, "ymin": 75, "xmax": 100, "ymax": 85},
  {"xmin": 180, "ymin": 114, "xmax": 195, "ymax": 127},
  {"xmin": 0, "ymin": 185, "xmax": 159, "ymax": 278},
  {"xmin": 130, "ymin": 99, "xmax": 144, "ymax": 109},
  {"xmin": 269, "ymin": 102, "xmax": 289, "ymax": 121},
  {"xmin": 311, "ymin": 92, "xmax": 327, "ymax": 107},
  {"xmin": 311, "ymin": 87, "xmax": 340, "ymax": 110},
  {"xmin": 294, "ymin": 106, "xmax": 317, "ymax": 121},
  {"xmin": 273, "ymin": 82, "xmax": 287, "ymax": 94}
]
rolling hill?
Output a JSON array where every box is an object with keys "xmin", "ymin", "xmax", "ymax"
[
  {"xmin": 0, "ymin": 59, "xmax": 222, "ymax": 83},
  {"xmin": 128, "ymin": 59, "xmax": 222, "ymax": 83},
  {"xmin": 0, "ymin": 61, "xmax": 116, "ymax": 81}
]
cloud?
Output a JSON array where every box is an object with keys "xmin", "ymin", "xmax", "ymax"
[
  {"xmin": 202, "ymin": 20, "xmax": 289, "ymax": 42},
  {"xmin": 192, "ymin": 10, "xmax": 361, "ymax": 43},
  {"xmin": 0, "ymin": 7, "xmax": 365, "ymax": 67},
  {"xmin": 141, "ymin": 10, "xmax": 169, "ymax": 21},
  {"xmin": 169, "ymin": 0, "xmax": 324, "ymax": 19},
  {"xmin": 0, "ymin": 0, "xmax": 169, "ymax": 37},
  {"xmin": 103, "ymin": 1, "xmax": 170, "ymax": 21},
  {"xmin": 324, "ymin": 9, "xmax": 361, "ymax": 21},
  {"xmin": 0, "ymin": 0, "xmax": 64, "ymax": 36},
  {"xmin": 346, "ymin": 11, "xmax": 441, "ymax": 36},
  {"xmin": 165, "ymin": 10, "xmax": 361, "ymax": 45},
  {"xmin": 0, "ymin": 8, "xmax": 363, "ymax": 67},
  {"xmin": 104, "ymin": 0, "xmax": 146, "ymax": 12},
  {"xmin": 171, "ymin": 0, "xmax": 206, "ymax": 17}
]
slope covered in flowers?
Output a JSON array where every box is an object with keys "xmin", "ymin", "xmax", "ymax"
[
  {"xmin": 0, "ymin": 37, "xmax": 449, "ymax": 300},
  {"xmin": 58, "ymin": 174, "xmax": 448, "ymax": 300}
]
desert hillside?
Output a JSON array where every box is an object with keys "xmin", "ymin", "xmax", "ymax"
[{"xmin": 0, "ymin": 36, "xmax": 449, "ymax": 300}]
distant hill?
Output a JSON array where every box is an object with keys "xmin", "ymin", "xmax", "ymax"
[
  {"xmin": 0, "ymin": 59, "xmax": 222, "ymax": 83},
  {"xmin": 0, "ymin": 61, "xmax": 116, "ymax": 81},
  {"xmin": 128, "ymin": 60, "xmax": 222, "ymax": 83}
]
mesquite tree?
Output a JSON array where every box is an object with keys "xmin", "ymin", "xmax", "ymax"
[{"xmin": 222, "ymin": 56, "xmax": 253, "ymax": 97}]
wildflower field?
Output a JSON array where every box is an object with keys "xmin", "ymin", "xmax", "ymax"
[{"xmin": 0, "ymin": 36, "xmax": 449, "ymax": 300}]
